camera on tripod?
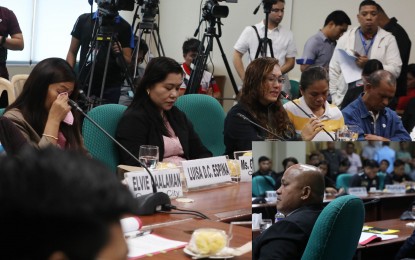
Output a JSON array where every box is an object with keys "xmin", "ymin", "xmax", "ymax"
[
  {"xmin": 136, "ymin": 0, "xmax": 159, "ymax": 25},
  {"xmin": 96, "ymin": 0, "xmax": 135, "ymax": 32},
  {"xmin": 202, "ymin": 0, "xmax": 237, "ymax": 20}
]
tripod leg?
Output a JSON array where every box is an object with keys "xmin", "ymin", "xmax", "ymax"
[
  {"xmin": 214, "ymin": 36, "xmax": 239, "ymax": 95},
  {"xmin": 153, "ymin": 24, "xmax": 165, "ymax": 57},
  {"xmin": 99, "ymin": 37, "xmax": 113, "ymax": 103},
  {"xmin": 186, "ymin": 33, "xmax": 211, "ymax": 94}
]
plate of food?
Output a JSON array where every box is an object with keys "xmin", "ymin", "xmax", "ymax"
[{"xmin": 183, "ymin": 247, "xmax": 234, "ymax": 259}]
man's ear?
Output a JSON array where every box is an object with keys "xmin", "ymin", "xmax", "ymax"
[{"xmin": 301, "ymin": 186, "xmax": 311, "ymax": 200}]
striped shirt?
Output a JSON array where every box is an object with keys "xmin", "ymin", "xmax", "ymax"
[{"xmin": 283, "ymin": 97, "xmax": 344, "ymax": 141}]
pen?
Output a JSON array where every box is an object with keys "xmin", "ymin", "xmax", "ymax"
[{"xmin": 124, "ymin": 230, "xmax": 152, "ymax": 239}]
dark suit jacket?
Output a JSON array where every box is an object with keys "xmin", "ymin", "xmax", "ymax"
[
  {"xmin": 253, "ymin": 204, "xmax": 323, "ymax": 260},
  {"xmin": 116, "ymin": 104, "xmax": 212, "ymax": 166},
  {"xmin": 395, "ymin": 229, "xmax": 415, "ymax": 260}
]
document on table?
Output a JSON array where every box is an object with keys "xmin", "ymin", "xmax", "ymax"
[
  {"xmin": 337, "ymin": 49, "xmax": 362, "ymax": 84},
  {"xmin": 359, "ymin": 232, "xmax": 398, "ymax": 246},
  {"xmin": 127, "ymin": 233, "xmax": 187, "ymax": 258}
]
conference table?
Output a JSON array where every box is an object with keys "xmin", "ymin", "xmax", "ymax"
[
  {"xmin": 356, "ymin": 218, "xmax": 415, "ymax": 259},
  {"xmin": 253, "ymin": 192, "xmax": 415, "ymax": 222}
]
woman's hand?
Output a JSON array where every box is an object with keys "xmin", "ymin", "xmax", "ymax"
[
  {"xmin": 48, "ymin": 93, "xmax": 71, "ymax": 123},
  {"xmin": 301, "ymin": 117, "xmax": 324, "ymax": 141}
]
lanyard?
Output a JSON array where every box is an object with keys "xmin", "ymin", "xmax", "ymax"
[{"xmin": 359, "ymin": 29, "xmax": 376, "ymax": 56}]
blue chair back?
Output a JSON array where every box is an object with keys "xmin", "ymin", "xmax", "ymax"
[
  {"xmin": 301, "ymin": 195, "xmax": 365, "ymax": 260},
  {"xmin": 82, "ymin": 104, "xmax": 127, "ymax": 173},
  {"xmin": 252, "ymin": 175, "xmax": 276, "ymax": 197},
  {"xmin": 377, "ymin": 172, "xmax": 386, "ymax": 190},
  {"xmin": 175, "ymin": 94, "xmax": 226, "ymax": 156},
  {"xmin": 336, "ymin": 174, "xmax": 353, "ymax": 191}
]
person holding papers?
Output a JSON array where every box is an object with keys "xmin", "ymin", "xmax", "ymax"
[
  {"xmin": 350, "ymin": 159, "xmax": 381, "ymax": 191},
  {"xmin": 341, "ymin": 70, "xmax": 411, "ymax": 141},
  {"xmin": 224, "ymin": 57, "xmax": 319, "ymax": 157},
  {"xmin": 116, "ymin": 57, "xmax": 212, "ymax": 166},
  {"xmin": 284, "ymin": 66, "xmax": 344, "ymax": 141},
  {"xmin": 0, "ymin": 147, "xmax": 137, "ymax": 259},
  {"xmin": 329, "ymin": 0, "xmax": 401, "ymax": 107},
  {"xmin": 253, "ymin": 164, "xmax": 324, "ymax": 259}
]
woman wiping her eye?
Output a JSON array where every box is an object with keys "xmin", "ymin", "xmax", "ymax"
[{"xmin": 4, "ymin": 57, "xmax": 86, "ymax": 152}]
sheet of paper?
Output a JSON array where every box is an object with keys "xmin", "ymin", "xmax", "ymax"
[
  {"xmin": 127, "ymin": 233, "xmax": 187, "ymax": 258},
  {"xmin": 359, "ymin": 232, "xmax": 398, "ymax": 244},
  {"xmin": 337, "ymin": 49, "xmax": 362, "ymax": 84}
]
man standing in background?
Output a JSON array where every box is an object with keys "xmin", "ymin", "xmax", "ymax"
[
  {"xmin": 0, "ymin": 6, "xmax": 24, "ymax": 107},
  {"xmin": 233, "ymin": 0, "xmax": 296, "ymax": 94}
]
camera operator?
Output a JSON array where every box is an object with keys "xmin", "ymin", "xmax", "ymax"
[
  {"xmin": 233, "ymin": 0, "xmax": 297, "ymax": 94},
  {"xmin": 66, "ymin": 0, "xmax": 134, "ymax": 104}
]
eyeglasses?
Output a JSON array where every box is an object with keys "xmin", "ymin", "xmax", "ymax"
[{"xmin": 266, "ymin": 76, "xmax": 285, "ymax": 85}]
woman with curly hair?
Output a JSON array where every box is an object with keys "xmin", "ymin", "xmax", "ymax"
[{"xmin": 224, "ymin": 57, "xmax": 320, "ymax": 157}]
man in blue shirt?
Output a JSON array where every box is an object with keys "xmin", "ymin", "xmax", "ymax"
[{"xmin": 342, "ymin": 70, "xmax": 411, "ymax": 141}]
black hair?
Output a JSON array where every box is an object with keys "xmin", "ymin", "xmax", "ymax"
[
  {"xmin": 182, "ymin": 38, "xmax": 204, "ymax": 55},
  {"xmin": 380, "ymin": 159, "xmax": 390, "ymax": 166},
  {"xmin": 394, "ymin": 159, "xmax": 405, "ymax": 168},
  {"xmin": 282, "ymin": 157, "xmax": 298, "ymax": 169},
  {"xmin": 359, "ymin": 0, "xmax": 379, "ymax": 12},
  {"xmin": 346, "ymin": 141, "xmax": 355, "ymax": 148},
  {"xmin": 364, "ymin": 159, "xmax": 380, "ymax": 168},
  {"xmin": 317, "ymin": 160, "xmax": 330, "ymax": 174},
  {"xmin": 324, "ymin": 10, "xmax": 351, "ymax": 26},
  {"xmin": 407, "ymin": 64, "xmax": 415, "ymax": 78},
  {"xmin": 339, "ymin": 158, "xmax": 351, "ymax": 168},
  {"xmin": 309, "ymin": 152, "xmax": 320, "ymax": 160},
  {"xmin": 6, "ymin": 58, "xmax": 84, "ymax": 152},
  {"xmin": 300, "ymin": 66, "xmax": 329, "ymax": 91},
  {"xmin": 130, "ymin": 57, "xmax": 183, "ymax": 137},
  {"xmin": 362, "ymin": 59, "xmax": 383, "ymax": 77},
  {"xmin": 258, "ymin": 156, "xmax": 270, "ymax": 163},
  {"xmin": 0, "ymin": 147, "xmax": 137, "ymax": 259}
]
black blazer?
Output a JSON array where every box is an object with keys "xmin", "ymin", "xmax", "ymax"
[
  {"xmin": 116, "ymin": 104, "xmax": 212, "ymax": 166},
  {"xmin": 253, "ymin": 204, "xmax": 323, "ymax": 260}
]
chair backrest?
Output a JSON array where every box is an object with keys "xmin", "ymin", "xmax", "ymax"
[
  {"xmin": 336, "ymin": 174, "xmax": 353, "ymax": 191},
  {"xmin": 0, "ymin": 116, "xmax": 28, "ymax": 155},
  {"xmin": 0, "ymin": 77, "xmax": 16, "ymax": 106},
  {"xmin": 82, "ymin": 104, "xmax": 127, "ymax": 173},
  {"xmin": 301, "ymin": 195, "xmax": 365, "ymax": 260},
  {"xmin": 290, "ymin": 79, "xmax": 300, "ymax": 99},
  {"xmin": 10, "ymin": 74, "xmax": 29, "ymax": 99},
  {"xmin": 252, "ymin": 175, "xmax": 276, "ymax": 197},
  {"xmin": 175, "ymin": 94, "xmax": 226, "ymax": 156}
]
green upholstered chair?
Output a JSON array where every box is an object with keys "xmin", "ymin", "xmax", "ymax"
[
  {"xmin": 82, "ymin": 104, "xmax": 127, "ymax": 173},
  {"xmin": 301, "ymin": 195, "xmax": 365, "ymax": 260},
  {"xmin": 336, "ymin": 174, "xmax": 353, "ymax": 191},
  {"xmin": 377, "ymin": 172, "xmax": 386, "ymax": 190},
  {"xmin": 252, "ymin": 175, "xmax": 276, "ymax": 197},
  {"xmin": 290, "ymin": 79, "xmax": 300, "ymax": 99},
  {"xmin": 0, "ymin": 108, "xmax": 5, "ymax": 115},
  {"xmin": 175, "ymin": 94, "xmax": 226, "ymax": 156}
]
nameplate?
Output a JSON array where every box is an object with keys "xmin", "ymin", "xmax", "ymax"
[
  {"xmin": 238, "ymin": 155, "xmax": 253, "ymax": 182},
  {"xmin": 385, "ymin": 184, "xmax": 406, "ymax": 194},
  {"xmin": 348, "ymin": 187, "xmax": 368, "ymax": 197},
  {"xmin": 181, "ymin": 156, "xmax": 232, "ymax": 189},
  {"xmin": 125, "ymin": 168, "xmax": 183, "ymax": 198}
]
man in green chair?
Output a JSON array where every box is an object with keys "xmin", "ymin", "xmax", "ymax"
[{"xmin": 253, "ymin": 164, "xmax": 324, "ymax": 260}]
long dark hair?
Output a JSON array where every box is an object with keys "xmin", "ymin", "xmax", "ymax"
[
  {"xmin": 239, "ymin": 57, "xmax": 295, "ymax": 139},
  {"xmin": 6, "ymin": 58, "xmax": 84, "ymax": 151},
  {"xmin": 129, "ymin": 57, "xmax": 183, "ymax": 137}
]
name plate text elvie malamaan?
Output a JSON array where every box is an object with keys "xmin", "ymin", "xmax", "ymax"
[{"xmin": 181, "ymin": 156, "xmax": 232, "ymax": 189}]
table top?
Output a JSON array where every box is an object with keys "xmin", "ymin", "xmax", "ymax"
[
  {"xmin": 140, "ymin": 182, "xmax": 252, "ymax": 226},
  {"xmin": 358, "ymin": 219, "xmax": 415, "ymax": 249},
  {"xmin": 138, "ymin": 219, "xmax": 252, "ymax": 260}
]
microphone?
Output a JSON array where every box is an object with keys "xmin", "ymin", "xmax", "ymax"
[
  {"xmin": 280, "ymin": 91, "xmax": 335, "ymax": 141},
  {"xmin": 364, "ymin": 198, "xmax": 380, "ymax": 206},
  {"xmin": 69, "ymin": 99, "xmax": 171, "ymax": 216},
  {"xmin": 236, "ymin": 113, "xmax": 286, "ymax": 141}
]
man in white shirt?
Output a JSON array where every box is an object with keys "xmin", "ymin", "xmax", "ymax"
[
  {"xmin": 329, "ymin": 0, "xmax": 401, "ymax": 107},
  {"xmin": 345, "ymin": 142, "xmax": 362, "ymax": 174},
  {"xmin": 233, "ymin": 0, "xmax": 297, "ymax": 94}
]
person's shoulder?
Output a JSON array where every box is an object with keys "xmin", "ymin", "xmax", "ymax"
[{"xmin": 3, "ymin": 108, "xmax": 23, "ymax": 119}]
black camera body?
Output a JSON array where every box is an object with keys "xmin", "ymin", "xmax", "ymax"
[
  {"xmin": 140, "ymin": 0, "xmax": 160, "ymax": 24},
  {"xmin": 202, "ymin": 0, "xmax": 237, "ymax": 20}
]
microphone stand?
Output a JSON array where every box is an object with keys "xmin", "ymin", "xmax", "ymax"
[
  {"xmin": 280, "ymin": 91, "xmax": 335, "ymax": 141},
  {"xmin": 69, "ymin": 100, "xmax": 171, "ymax": 215},
  {"xmin": 236, "ymin": 113, "xmax": 286, "ymax": 141}
]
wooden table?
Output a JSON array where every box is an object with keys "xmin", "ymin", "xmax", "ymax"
[
  {"xmin": 140, "ymin": 182, "xmax": 252, "ymax": 226},
  {"xmin": 356, "ymin": 219, "xmax": 415, "ymax": 259},
  {"xmin": 137, "ymin": 219, "xmax": 252, "ymax": 260}
]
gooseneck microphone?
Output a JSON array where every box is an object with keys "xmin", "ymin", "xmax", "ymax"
[
  {"xmin": 236, "ymin": 112, "xmax": 286, "ymax": 141},
  {"xmin": 69, "ymin": 100, "xmax": 171, "ymax": 215},
  {"xmin": 280, "ymin": 91, "xmax": 335, "ymax": 141}
]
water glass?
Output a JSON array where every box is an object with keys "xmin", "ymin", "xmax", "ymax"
[{"xmin": 138, "ymin": 145, "xmax": 159, "ymax": 169}]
